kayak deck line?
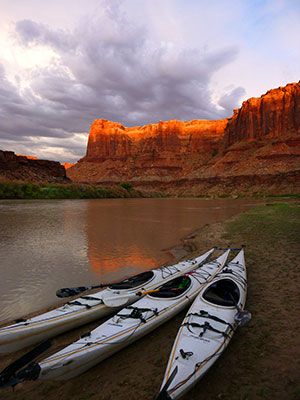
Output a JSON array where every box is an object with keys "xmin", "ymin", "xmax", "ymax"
[
  {"xmin": 0, "ymin": 253, "xmax": 221, "ymax": 383},
  {"xmin": 181, "ymin": 320, "xmax": 232, "ymax": 339},
  {"xmin": 40, "ymin": 300, "xmax": 199, "ymax": 377},
  {"xmin": 0, "ymin": 298, "xmax": 192, "ymax": 386},
  {"xmin": 38, "ymin": 305, "xmax": 174, "ymax": 378},
  {"xmin": 216, "ymin": 268, "xmax": 247, "ymax": 288},
  {"xmin": 0, "ymin": 249, "xmax": 216, "ymax": 354},
  {"xmin": 167, "ymin": 316, "xmax": 239, "ymax": 397},
  {"xmin": 23, "ymin": 256, "xmax": 218, "ymax": 365},
  {"xmin": 99, "ymin": 259, "xmax": 210, "ymax": 308},
  {"xmin": 0, "ymin": 303, "xmax": 106, "ymax": 340},
  {"xmin": 0, "ymin": 248, "xmax": 220, "ymax": 384},
  {"xmin": 183, "ymin": 310, "xmax": 235, "ymax": 331},
  {"xmin": 36, "ymin": 251, "xmax": 230, "ymax": 378},
  {"xmin": 42, "ymin": 300, "xmax": 179, "ymax": 365},
  {"xmin": 116, "ymin": 305, "xmax": 159, "ymax": 323},
  {"xmin": 162, "ymin": 251, "xmax": 236, "ymax": 382},
  {"xmin": 168, "ymin": 339, "xmax": 229, "ymax": 397},
  {"xmin": 162, "ymin": 258, "xmax": 229, "ymax": 381},
  {"xmin": 0, "ymin": 301, "xmax": 105, "ymax": 332}
]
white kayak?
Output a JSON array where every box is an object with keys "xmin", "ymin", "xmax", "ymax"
[
  {"xmin": 17, "ymin": 250, "xmax": 230, "ymax": 382},
  {"xmin": 0, "ymin": 248, "xmax": 215, "ymax": 354},
  {"xmin": 156, "ymin": 249, "xmax": 249, "ymax": 400}
]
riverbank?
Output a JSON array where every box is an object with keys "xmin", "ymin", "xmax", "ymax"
[
  {"xmin": 0, "ymin": 202, "xmax": 299, "ymax": 399},
  {"xmin": 1, "ymin": 180, "xmax": 299, "ymax": 200},
  {"xmin": 0, "ymin": 181, "xmax": 143, "ymax": 199}
]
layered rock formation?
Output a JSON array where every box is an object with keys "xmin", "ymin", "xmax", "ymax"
[
  {"xmin": 224, "ymin": 83, "xmax": 300, "ymax": 146},
  {"xmin": 68, "ymin": 82, "xmax": 300, "ymax": 195},
  {"xmin": 68, "ymin": 119, "xmax": 227, "ymax": 182},
  {"xmin": 86, "ymin": 119, "xmax": 226, "ymax": 161},
  {"xmin": 0, "ymin": 150, "xmax": 69, "ymax": 183},
  {"xmin": 205, "ymin": 83, "xmax": 300, "ymax": 181}
]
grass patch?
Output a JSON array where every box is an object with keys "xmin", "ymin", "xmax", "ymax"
[
  {"xmin": 224, "ymin": 202, "xmax": 299, "ymax": 245},
  {"xmin": 216, "ymin": 202, "xmax": 300, "ymax": 400},
  {"xmin": 268, "ymin": 193, "xmax": 300, "ymax": 199}
]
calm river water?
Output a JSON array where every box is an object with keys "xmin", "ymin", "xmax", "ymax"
[{"xmin": 0, "ymin": 198, "xmax": 260, "ymax": 321}]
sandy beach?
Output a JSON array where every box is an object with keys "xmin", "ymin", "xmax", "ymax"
[{"xmin": 0, "ymin": 201, "xmax": 299, "ymax": 400}]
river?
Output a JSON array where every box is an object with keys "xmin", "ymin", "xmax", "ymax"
[{"xmin": 0, "ymin": 198, "xmax": 260, "ymax": 321}]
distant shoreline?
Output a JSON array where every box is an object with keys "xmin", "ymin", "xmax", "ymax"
[
  {"xmin": 0, "ymin": 181, "xmax": 144, "ymax": 200},
  {"xmin": 0, "ymin": 180, "xmax": 299, "ymax": 200}
]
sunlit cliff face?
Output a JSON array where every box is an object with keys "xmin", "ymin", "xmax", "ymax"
[
  {"xmin": 16, "ymin": 154, "xmax": 38, "ymax": 160},
  {"xmin": 66, "ymin": 82, "xmax": 300, "ymax": 187},
  {"xmin": 85, "ymin": 119, "xmax": 228, "ymax": 161}
]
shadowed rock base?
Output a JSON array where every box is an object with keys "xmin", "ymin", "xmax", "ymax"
[{"xmin": 0, "ymin": 150, "xmax": 69, "ymax": 183}]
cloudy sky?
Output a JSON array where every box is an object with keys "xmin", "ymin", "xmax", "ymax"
[{"xmin": 0, "ymin": 0, "xmax": 299, "ymax": 162}]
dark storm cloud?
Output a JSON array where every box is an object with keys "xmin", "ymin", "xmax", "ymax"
[{"xmin": 0, "ymin": 2, "xmax": 245, "ymax": 161}]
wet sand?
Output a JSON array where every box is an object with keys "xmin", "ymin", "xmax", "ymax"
[{"xmin": 0, "ymin": 201, "xmax": 299, "ymax": 400}]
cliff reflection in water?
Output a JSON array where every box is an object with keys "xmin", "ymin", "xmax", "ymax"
[
  {"xmin": 0, "ymin": 198, "xmax": 261, "ymax": 321},
  {"xmin": 84, "ymin": 198, "xmax": 256, "ymax": 278},
  {"xmin": 86, "ymin": 199, "xmax": 172, "ymax": 277}
]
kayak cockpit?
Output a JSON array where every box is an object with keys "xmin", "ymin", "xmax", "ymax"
[
  {"xmin": 150, "ymin": 276, "xmax": 191, "ymax": 298},
  {"xmin": 203, "ymin": 279, "xmax": 239, "ymax": 307},
  {"xmin": 108, "ymin": 271, "xmax": 154, "ymax": 290}
]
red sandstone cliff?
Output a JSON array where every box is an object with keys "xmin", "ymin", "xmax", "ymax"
[
  {"xmin": 86, "ymin": 119, "xmax": 226, "ymax": 161},
  {"xmin": 0, "ymin": 150, "xmax": 69, "ymax": 183},
  {"xmin": 68, "ymin": 119, "xmax": 227, "ymax": 182},
  {"xmin": 204, "ymin": 82, "xmax": 300, "ymax": 180},
  {"xmin": 224, "ymin": 83, "xmax": 300, "ymax": 146},
  {"xmin": 67, "ymin": 82, "xmax": 300, "ymax": 195}
]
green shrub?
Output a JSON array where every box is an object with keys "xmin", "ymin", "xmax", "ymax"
[
  {"xmin": 0, "ymin": 181, "xmax": 141, "ymax": 199},
  {"xmin": 120, "ymin": 182, "xmax": 133, "ymax": 191}
]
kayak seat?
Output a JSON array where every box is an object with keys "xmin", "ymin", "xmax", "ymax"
[
  {"xmin": 203, "ymin": 279, "xmax": 240, "ymax": 307},
  {"xmin": 150, "ymin": 276, "xmax": 191, "ymax": 298},
  {"xmin": 109, "ymin": 271, "xmax": 154, "ymax": 290}
]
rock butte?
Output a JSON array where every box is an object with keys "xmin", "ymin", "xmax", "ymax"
[
  {"xmin": 0, "ymin": 150, "xmax": 68, "ymax": 183},
  {"xmin": 68, "ymin": 82, "xmax": 300, "ymax": 195}
]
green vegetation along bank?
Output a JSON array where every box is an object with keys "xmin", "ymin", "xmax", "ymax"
[
  {"xmin": 0, "ymin": 181, "xmax": 143, "ymax": 199},
  {"xmin": 1, "ymin": 180, "xmax": 299, "ymax": 200}
]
